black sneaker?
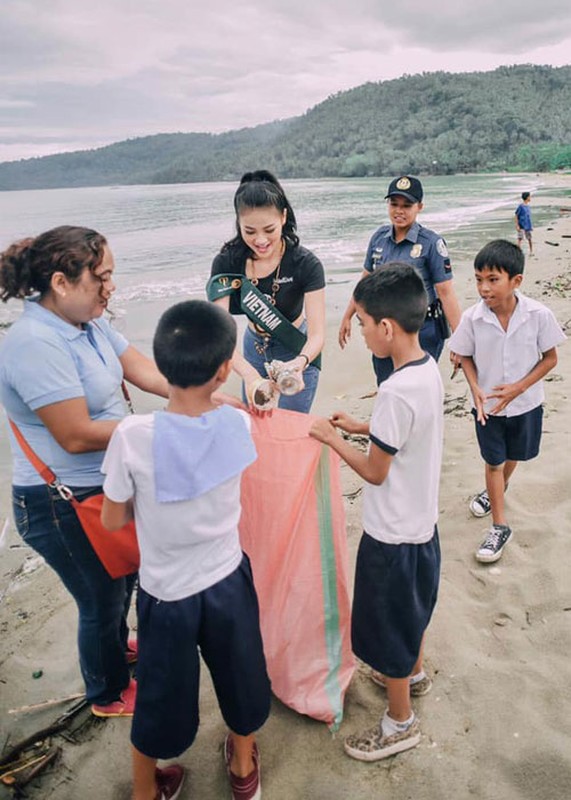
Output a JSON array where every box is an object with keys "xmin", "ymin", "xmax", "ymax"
[
  {"xmin": 476, "ymin": 525, "xmax": 512, "ymax": 563},
  {"xmin": 469, "ymin": 489, "xmax": 491, "ymax": 517}
]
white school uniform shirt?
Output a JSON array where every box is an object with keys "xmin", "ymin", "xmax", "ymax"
[
  {"xmin": 448, "ymin": 293, "xmax": 565, "ymax": 417},
  {"xmin": 363, "ymin": 355, "xmax": 444, "ymax": 545},
  {"xmin": 102, "ymin": 412, "xmax": 252, "ymax": 602}
]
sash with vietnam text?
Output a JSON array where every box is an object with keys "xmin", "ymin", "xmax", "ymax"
[{"xmin": 206, "ymin": 273, "xmax": 321, "ymax": 369}]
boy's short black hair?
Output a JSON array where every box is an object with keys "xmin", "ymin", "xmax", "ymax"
[
  {"xmin": 153, "ymin": 300, "xmax": 236, "ymax": 388},
  {"xmin": 353, "ymin": 262, "xmax": 428, "ymax": 332},
  {"xmin": 521, "ymin": 191, "xmax": 530, "ymax": 201},
  {"xmin": 474, "ymin": 239, "xmax": 524, "ymax": 278}
]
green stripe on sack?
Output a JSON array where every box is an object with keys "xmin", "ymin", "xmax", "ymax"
[{"xmin": 315, "ymin": 445, "xmax": 344, "ymax": 731}]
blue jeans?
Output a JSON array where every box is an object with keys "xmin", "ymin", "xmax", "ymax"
[
  {"xmin": 372, "ymin": 319, "xmax": 445, "ymax": 385},
  {"xmin": 12, "ymin": 483, "xmax": 135, "ymax": 705},
  {"xmin": 242, "ymin": 323, "xmax": 320, "ymax": 413}
]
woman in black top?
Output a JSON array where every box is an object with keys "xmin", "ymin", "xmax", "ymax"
[{"xmin": 210, "ymin": 171, "xmax": 325, "ymax": 413}]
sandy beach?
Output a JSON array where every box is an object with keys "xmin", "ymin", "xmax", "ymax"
[{"xmin": 1, "ymin": 178, "xmax": 570, "ymax": 799}]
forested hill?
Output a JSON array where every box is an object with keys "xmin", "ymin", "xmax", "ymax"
[{"xmin": 1, "ymin": 64, "xmax": 570, "ymax": 191}]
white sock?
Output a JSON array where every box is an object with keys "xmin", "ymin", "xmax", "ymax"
[
  {"xmin": 381, "ymin": 710, "xmax": 415, "ymax": 737},
  {"xmin": 410, "ymin": 670, "xmax": 426, "ymax": 685}
]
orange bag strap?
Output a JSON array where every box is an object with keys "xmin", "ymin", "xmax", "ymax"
[
  {"xmin": 8, "ymin": 418, "xmax": 57, "ymax": 486},
  {"xmin": 8, "ymin": 418, "xmax": 74, "ymax": 500},
  {"xmin": 120, "ymin": 381, "xmax": 134, "ymax": 414}
]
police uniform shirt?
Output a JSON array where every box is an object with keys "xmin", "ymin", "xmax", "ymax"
[{"xmin": 363, "ymin": 222, "xmax": 452, "ymax": 304}]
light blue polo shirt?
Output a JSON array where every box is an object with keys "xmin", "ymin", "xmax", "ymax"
[
  {"xmin": 363, "ymin": 222, "xmax": 452, "ymax": 304},
  {"xmin": 0, "ymin": 299, "xmax": 129, "ymax": 486}
]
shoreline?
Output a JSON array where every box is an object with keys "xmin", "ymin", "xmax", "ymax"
[{"xmin": 1, "ymin": 185, "xmax": 570, "ymax": 799}]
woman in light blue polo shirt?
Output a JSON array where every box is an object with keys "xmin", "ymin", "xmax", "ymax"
[{"xmin": 0, "ymin": 225, "xmax": 168, "ymax": 717}]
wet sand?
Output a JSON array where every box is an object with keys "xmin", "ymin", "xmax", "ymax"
[{"xmin": 1, "ymin": 180, "xmax": 570, "ymax": 799}]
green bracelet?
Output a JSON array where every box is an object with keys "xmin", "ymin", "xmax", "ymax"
[{"xmin": 299, "ymin": 353, "xmax": 310, "ymax": 368}]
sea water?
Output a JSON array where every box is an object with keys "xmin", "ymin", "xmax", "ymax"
[
  {"xmin": 0, "ymin": 173, "xmax": 557, "ymax": 494},
  {"xmin": 0, "ymin": 173, "xmax": 550, "ymax": 334}
]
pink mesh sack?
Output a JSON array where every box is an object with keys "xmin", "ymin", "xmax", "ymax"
[{"xmin": 240, "ymin": 409, "xmax": 355, "ymax": 728}]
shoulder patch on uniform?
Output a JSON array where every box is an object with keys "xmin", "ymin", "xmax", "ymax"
[{"xmin": 436, "ymin": 238, "xmax": 448, "ymax": 258}]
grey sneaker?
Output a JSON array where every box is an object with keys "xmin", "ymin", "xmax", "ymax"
[
  {"xmin": 469, "ymin": 489, "xmax": 491, "ymax": 517},
  {"xmin": 476, "ymin": 524, "xmax": 512, "ymax": 563},
  {"xmin": 344, "ymin": 716, "xmax": 421, "ymax": 762},
  {"xmin": 370, "ymin": 670, "xmax": 432, "ymax": 697}
]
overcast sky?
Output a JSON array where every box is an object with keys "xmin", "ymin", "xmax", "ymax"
[{"xmin": 2, "ymin": 0, "xmax": 571, "ymax": 163}]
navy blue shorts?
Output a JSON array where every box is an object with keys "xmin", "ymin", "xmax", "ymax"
[
  {"xmin": 351, "ymin": 529, "xmax": 440, "ymax": 678},
  {"xmin": 131, "ymin": 556, "xmax": 271, "ymax": 759},
  {"xmin": 473, "ymin": 405, "xmax": 543, "ymax": 466}
]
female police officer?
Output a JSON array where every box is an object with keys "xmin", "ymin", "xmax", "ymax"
[{"xmin": 338, "ymin": 176, "xmax": 462, "ymax": 384}]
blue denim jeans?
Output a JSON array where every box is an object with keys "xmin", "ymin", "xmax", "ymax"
[
  {"xmin": 242, "ymin": 322, "xmax": 320, "ymax": 413},
  {"xmin": 12, "ymin": 483, "xmax": 135, "ymax": 705},
  {"xmin": 372, "ymin": 319, "xmax": 445, "ymax": 385}
]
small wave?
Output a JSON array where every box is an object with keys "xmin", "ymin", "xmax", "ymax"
[
  {"xmin": 114, "ymin": 279, "xmax": 207, "ymax": 304},
  {"xmin": 309, "ymin": 238, "xmax": 367, "ymax": 265},
  {"xmin": 423, "ymin": 197, "xmax": 518, "ymax": 233}
]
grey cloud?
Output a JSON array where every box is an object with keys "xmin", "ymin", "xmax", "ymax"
[
  {"xmin": 1, "ymin": 0, "xmax": 571, "ymax": 161},
  {"xmin": 361, "ymin": 1, "xmax": 571, "ymax": 52},
  {"xmin": 0, "ymin": 12, "xmax": 71, "ymax": 76},
  {"xmin": 272, "ymin": 0, "xmax": 571, "ymax": 52}
]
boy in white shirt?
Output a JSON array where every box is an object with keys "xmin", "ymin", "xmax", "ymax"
[
  {"xmin": 102, "ymin": 300, "xmax": 270, "ymax": 800},
  {"xmin": 311, "ymin": 263, "xmax": 443, "ymax": 762},
  {"xmin": 449, "ymin": 239, "xmax": 565, "ymax": 563}
]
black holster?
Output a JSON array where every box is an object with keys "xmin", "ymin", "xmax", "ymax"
[{"xmin": 426, "ymin": 299, "xmax": 451, "ymax": 339}]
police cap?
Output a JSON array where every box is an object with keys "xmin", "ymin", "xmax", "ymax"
[{"xmin": 385, "ymin": 176, "xmax": 424, "ymax": 203}]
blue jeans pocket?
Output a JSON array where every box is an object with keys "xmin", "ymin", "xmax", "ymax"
[{"xmin": 12, "ymin": 493, "xmax": 29, "ymax": 538}]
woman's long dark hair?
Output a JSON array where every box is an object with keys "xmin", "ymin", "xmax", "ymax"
[
  {"xmin": 222, "ymin": 170, "xmax": 299, "ymax": 259},
  {"xmin": 0, "ymin": 225, "xmax": 107, "ymax": 302}
]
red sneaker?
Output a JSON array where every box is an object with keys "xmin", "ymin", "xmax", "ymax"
[
  {"xmin": 224, "ymin": 734, "xmax": 261, "ymax": 800},
  {"xmin": 91, "ymin": 678, "xmax": 137, "ymax": 717},
  {"xmin": 155, "ymin": 764, "xmax": 185, "ymax": 800},
  {"xmin": 126, "ymin": 638, "xmax": 138, "ymax": 664}
]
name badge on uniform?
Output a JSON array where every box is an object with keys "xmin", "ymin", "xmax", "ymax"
[
  {"xmin": 410, "ymin": 243, "xmax": 422, "ymax": 258},
  {"xmin": 371, "ymin": 247, "xmax": 383, "ymax": 268}
]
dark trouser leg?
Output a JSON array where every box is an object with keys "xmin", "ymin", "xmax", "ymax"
[{"xmin": 12, "ymin": 484, "xmax": 131, "ymax": 704}]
